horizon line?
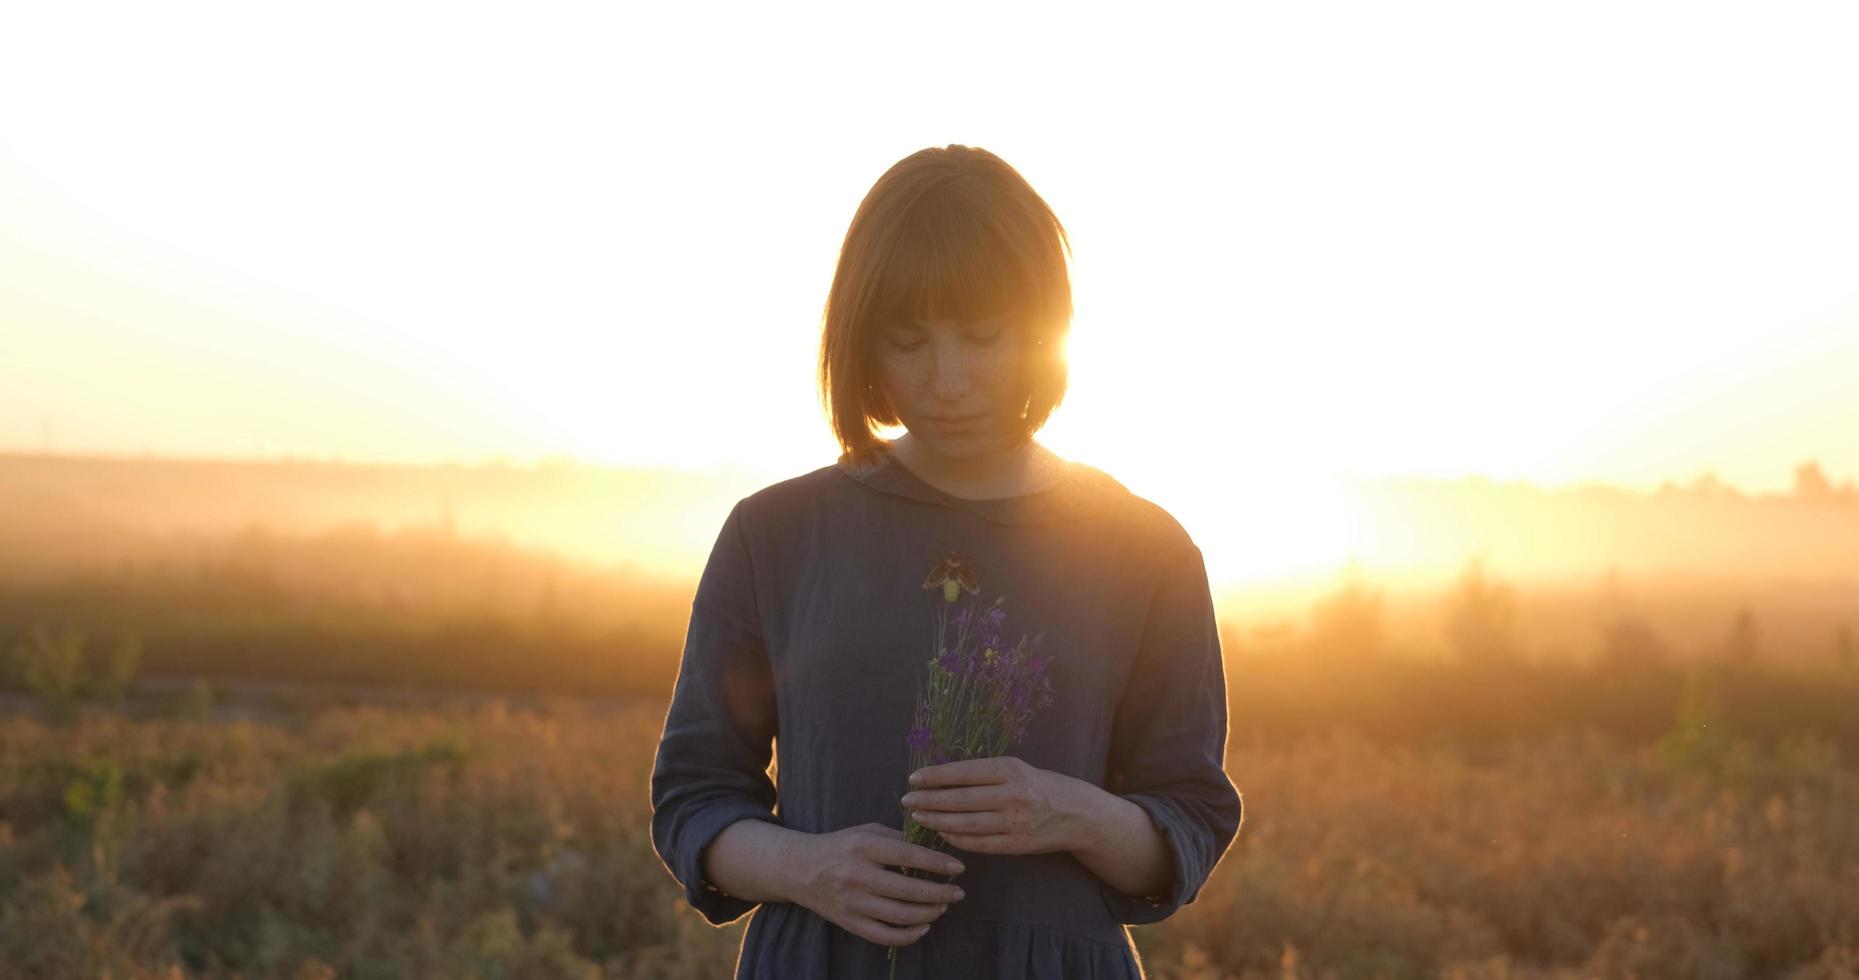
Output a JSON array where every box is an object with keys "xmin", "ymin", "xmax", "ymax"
[{"xmin": 3, "ymin": 446, "xmax": 1853, "ymax": 501}]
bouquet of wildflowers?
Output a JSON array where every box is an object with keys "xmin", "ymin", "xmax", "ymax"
[{"xmin": 887, "ymin": 551, "xmax": 1057, "ymax": 976}]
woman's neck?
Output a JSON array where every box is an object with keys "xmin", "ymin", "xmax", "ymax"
[{"xmin": 888, "ymin": 432, "xmax": 1067, "ymax": 500}]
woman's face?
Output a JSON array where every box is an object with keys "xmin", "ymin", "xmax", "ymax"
[{"xmin": 872, "ymin": 312, "xmax": 1030, "ymax": 460}]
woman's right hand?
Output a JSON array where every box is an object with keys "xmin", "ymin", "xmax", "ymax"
[{"xmin": 790, "ymin": 822, "xmax": 967, "ymax": 947}]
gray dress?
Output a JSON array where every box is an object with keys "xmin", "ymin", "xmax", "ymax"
[{"xmin": 649, "ymin": 449, "xmax": 1244, "ymax": 978}]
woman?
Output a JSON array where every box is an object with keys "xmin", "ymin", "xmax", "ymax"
[{"xmin": 649, "ymin": 144, "xmax": 1243, "ymax": 978}]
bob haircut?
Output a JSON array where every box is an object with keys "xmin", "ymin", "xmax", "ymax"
[{"xmin": 818, "ymin": 144, "xmax": 1074, "ymax": 469}]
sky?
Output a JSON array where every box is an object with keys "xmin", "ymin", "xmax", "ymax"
[{"xmin": 3, "ymin": 2, "xmax": 1857, "ymax": 581}]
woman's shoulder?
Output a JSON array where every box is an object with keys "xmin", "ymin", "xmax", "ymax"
[
  {"xmin": 725, "ymin": 463, "xmax": 848, "ymax": 528},
  {"xmin": 1065, "ymin": 461, "xmax": 1198, "ymax": 554}
]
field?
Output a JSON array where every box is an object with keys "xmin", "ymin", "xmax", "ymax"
[
  {"xmin": 3, "ymin": 461, "xmax": 1858, "ymax": 978},
  {"xmin": 3, "ymin": 659, "xmax": 1857, "ymax": 980}
]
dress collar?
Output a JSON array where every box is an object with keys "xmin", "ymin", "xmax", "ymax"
[{"xmin": 835, "ymin": 447, "xmax": 1120, "ymax": 526}]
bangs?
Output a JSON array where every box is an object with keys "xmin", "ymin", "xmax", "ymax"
[{"xmin": 864, "ymin": 195, "xmax": 1056, "ymax": 330}]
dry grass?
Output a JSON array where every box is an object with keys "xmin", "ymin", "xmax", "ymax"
[
  {"xmin": 1, "ymin": 700, "xmax": 1855, "ymax": 979},
  {"xmin": 1142, "ymin": 728, "xmax": 1859, "ymax": 979}
]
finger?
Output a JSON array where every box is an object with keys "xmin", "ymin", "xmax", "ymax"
[
  {"xmin": 881, "ymin": 840, "xmax": 966, "ymax": 875},
  {"xmin": 857, "ymin": 893, "xmax": 950, "ymax": 927},
  {"xmin": 846, "ymin": 915, "xmax": 933, "ymax": 947},
  {"xmin": 910, "ymin": 756, "xmax": 1010, "ymax": 788},
  {"xmin": 902, "ymin": 784, "xmax": 1008, "ymax": 812},
  {"xmin": 868, "ymin": 867, "xmax": 968, "ymax": 905},
  {"xmin": 868, "ymin": 824, "xmax": 904, "ymax": 839},
  {"xmin": 911, "ymin": 809, "xmax": 1008, "ymax": 836}
]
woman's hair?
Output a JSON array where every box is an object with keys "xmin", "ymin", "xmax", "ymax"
[{"xmin": 818, "ymin": 144, "xmax": 1074, "ymax": 469}]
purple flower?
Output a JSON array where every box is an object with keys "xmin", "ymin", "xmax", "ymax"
[{"xmin": 909, "ymin": 586, "xmax": 1057, "ymax": 786}]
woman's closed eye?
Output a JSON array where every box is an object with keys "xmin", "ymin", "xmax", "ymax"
[{"xmin": 885, "ymin": 325, "xmax": 1005, "ymax": 351}]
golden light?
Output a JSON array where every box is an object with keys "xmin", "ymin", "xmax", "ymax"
[{"xmin": 3, "ymin": 4, "xmax": 1857, "ymax": 591}]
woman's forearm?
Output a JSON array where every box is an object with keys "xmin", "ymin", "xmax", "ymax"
[
  {"xmin": 701, "ymin": 786, "xmax": 1172, "ymax": 909},
  {"xmin": 1062, "ymin": 778, "xmax": 1174, "ymax": 901},
  {"xmin": 700, "ymin": 817, "xmax": 814, "ymax": 906}
]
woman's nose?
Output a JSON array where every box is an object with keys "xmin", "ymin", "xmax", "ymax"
[{"xmin": 929, "ymin": 342, "xmax": 973, "ymax": 397}]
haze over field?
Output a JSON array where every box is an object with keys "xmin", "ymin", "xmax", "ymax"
[
  {"xmin": 6, "ymin": 450, "xmax": 1857, "ymax": 582},
  {"xmin": 4, "ymin": 450, "xmax": 1855, "ymax": 673}
]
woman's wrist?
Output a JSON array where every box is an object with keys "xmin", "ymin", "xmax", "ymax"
[
  {"xmin": 1053, "ymin": 773, "xmax": 1116, "ymax": 857},
  {"xmin": 704, "ymin": 817, "xmax": 815, "ymax": 907},
  {"xmin": 1058, "ymin": 776, "xmax": 1174, "ymax": 900},
  {"xmin": 768, "ymin": 824, "xmax": 816, "ymax": 906}
]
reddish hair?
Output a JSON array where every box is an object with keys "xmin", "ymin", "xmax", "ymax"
[{"xmin": 818, "ymin": 145, "xmax": 1074, "ymax": 469}]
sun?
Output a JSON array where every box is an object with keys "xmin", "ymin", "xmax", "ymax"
[{"xmin": 1037, "ymin": 312, "xmax": 1367, "ymax": 590}]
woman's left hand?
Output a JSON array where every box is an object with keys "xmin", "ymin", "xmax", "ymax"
[{"xmin": 899, "ymin": 756, "xmax": 1094, "ymax": 856}]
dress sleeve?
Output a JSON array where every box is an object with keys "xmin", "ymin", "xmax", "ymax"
[
  {"xmin": 649, "ymin": 499, "xmax": 783, "ymax": 926},
  {"xmin": 1097, "ymin": 539, "xmax": 1244, "ymax": 925}
]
